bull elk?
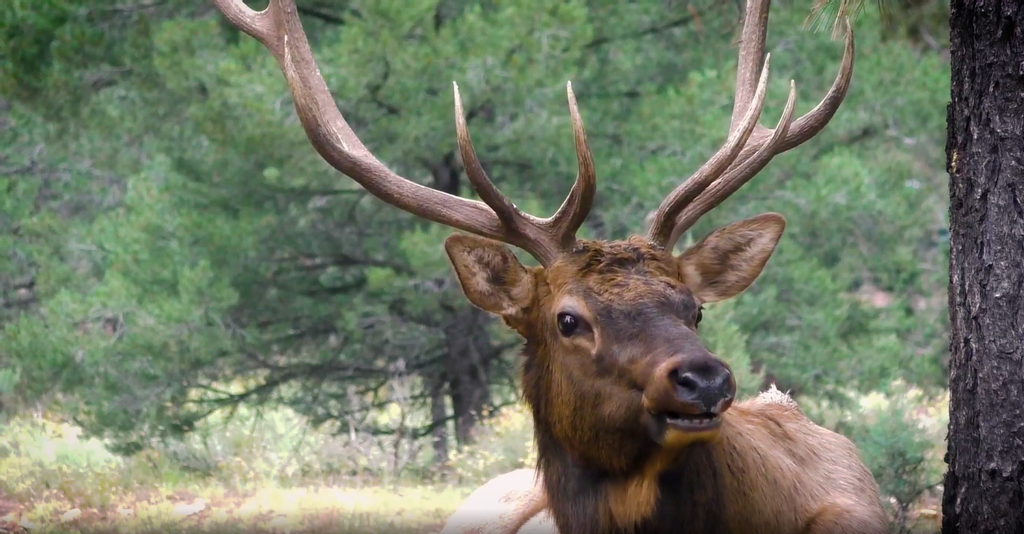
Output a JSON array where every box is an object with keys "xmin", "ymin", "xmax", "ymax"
[{"xmin": 208, "ymin": 0, "xmax": 889, "ymax": 532}]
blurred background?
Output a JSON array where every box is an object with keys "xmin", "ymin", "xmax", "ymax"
[{"xmin": 1, "ymin": 0, "xmax": 950, "ymax": 532}]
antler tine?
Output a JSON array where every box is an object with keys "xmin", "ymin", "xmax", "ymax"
[
  {"xmin": 453, "ymin": 82, "xmax": 597, "ymax": 264},
  {"xmin": 664, "ymin": 19, "xmax": 855, "ymax": 249},
  {"xmin": 730, "ymin": 16, "xmax": 855, "ymax": 156},
  {"xmin": 453, "ymin": 83, "xmax": 529, "ymax": 231},
  {"xmin": 547, "ymin": 82, "xmax": 597, "ymax": 247},
  {"xmin": 730, "ymin": 0, "xmax": 773, "ymax": 133},
  {"xmin": 647, "ymin": 0, "xmax": 854, "ymax": 251},
  {"xmin": 210, "ymin": 0, "xmax": 587, "ymax": 267},
  {"xmin": 645, "ymin": 53, "xmax": 773, "ymax": 246},
  {"xmin": 778, "ymin": 18, "xmax": 855, "ymax": 151},
  {"xmin": 667, "ymin": 80, "xmax": 798, "ymax": 249}
]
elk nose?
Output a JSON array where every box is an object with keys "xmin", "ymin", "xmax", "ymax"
[{"xmin": 671, "ymin": 366, "xmax": 734, "ymax": 414}]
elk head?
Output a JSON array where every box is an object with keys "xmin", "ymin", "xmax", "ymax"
[{"xmin": 210, "ymin": 0, "xmax": 853, "ymax": 475}]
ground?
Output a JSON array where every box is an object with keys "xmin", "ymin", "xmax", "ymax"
[
  {"xmin": 0, "ymin": 485, "xmax": 471, "ymax": 534},
  {"xmin": 0, "ymin": 484, "xmax": 945, "ymax": 534},
  {"xmin": 0, "ymin": 386, "xmax": 947, "ymax": 534}
]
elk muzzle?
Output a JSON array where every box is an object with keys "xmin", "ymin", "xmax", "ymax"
[{"xmin": 642, "ymin": 354, "xmax": 736, "ymax": 435}]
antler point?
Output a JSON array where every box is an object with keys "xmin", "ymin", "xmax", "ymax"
[{"xmin": 452, "ymin": 83, "xmax": 463, "ymax": 105}]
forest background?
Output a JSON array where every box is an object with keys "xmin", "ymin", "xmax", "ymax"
[{"xmin": 0, "ymin": 0, "xmax": 951, "ymax": 532}]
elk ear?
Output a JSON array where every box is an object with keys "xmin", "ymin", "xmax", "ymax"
[
  {"xmin": 444, "ymin": 234, "xmax": 535, "ymax": 317},
  {"xmin": 676, "ymin": 213, "xmax": 785, "ymax": 303}
]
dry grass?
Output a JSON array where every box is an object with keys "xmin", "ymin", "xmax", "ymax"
[
  {"xmin": 0, "ymin": 483, "xmax": 946, "ymax": 534},
  {"xmin": 0, "ymin": 484, "xmax": 471, "ymax": 534},
  {"xmin": 0, "ymin": 384, "xmax": 949, "ymax": 534}
]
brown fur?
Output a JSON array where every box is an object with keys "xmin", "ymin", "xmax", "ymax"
[
  {"xmin": 441, "ymin": 214, "xmax": 889, "ymax": 534},
  {"xmin": 442, "ymin": 388, "xmax": 886, "ymax": 534}
]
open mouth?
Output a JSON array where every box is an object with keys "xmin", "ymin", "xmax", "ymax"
[{"xmin": 659, "ymin": 411, "xmax": 721, "ymax": 432}]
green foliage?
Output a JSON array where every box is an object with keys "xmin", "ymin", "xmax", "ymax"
[
  {"xmin": 841, "ymin": 383, "xmax": 947, "ymax": 532},
  {"xmin": 0, "ymin": 0, "xmax": 166, "ymax": 117}
]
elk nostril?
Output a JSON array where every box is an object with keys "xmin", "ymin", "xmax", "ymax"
[
  {"xmin": 668, "ymin": 366, "xmax": 734, "ymax": 413},
  {"xmin": 673, "ymin": 371, "xmax": 700, "ymax": 389},
  {"xmin": 672, "ymin": 371, "xmax": 702, "ymax": 396}
]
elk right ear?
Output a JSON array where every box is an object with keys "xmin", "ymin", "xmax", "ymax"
[
  {"xmin": 444, "ymin": 234, "xmax": 535, "ymax": 317},
  {"xmin": 675, "ymin": 213, "xmax": 786, "ymax": 303}
]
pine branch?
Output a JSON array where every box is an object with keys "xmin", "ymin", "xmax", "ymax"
[{"xmin": 808, "ymin": 0, "xmax": 894, "ymax": 38}]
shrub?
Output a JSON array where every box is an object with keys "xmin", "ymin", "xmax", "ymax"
[
  {"xmin": 802, "ymin": 381, "xmax": 947, "ymax": 533},
  {"xmin": 0, "ymin": 414, "xmax": 152, "ymax": 509},
  {"xmin": 445, "ymin": 403, "xmax": 536, "ymax": 486}
]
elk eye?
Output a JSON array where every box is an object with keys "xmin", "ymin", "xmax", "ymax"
[
  {"xmin": 556, "ymin": 312, "xmax": 580, "ymax": 337},
  {"xmin": 695, "ymin": 306, "xmax": 704, "ymax": 327}
]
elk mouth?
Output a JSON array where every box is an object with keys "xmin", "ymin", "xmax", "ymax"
[{"xmin": 658, "ymin": 411, "xmax": 722, "ymax": 432}]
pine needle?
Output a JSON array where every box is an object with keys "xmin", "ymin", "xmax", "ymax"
[{"xmin": 806, "ymin": 0, "xmax": 894, "ymax": 39}]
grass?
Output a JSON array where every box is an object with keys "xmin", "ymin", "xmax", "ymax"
[
  {"xmin": 0, "ymin": 403, "xmax": 528, "ymax": 534},
  {"xmin": 0, "ymin": 415, "xmax": 471, "ymax": 534},
  {"xmin": 0, "ymin": 383, "xmax": 948, "ymax": 534},
  {"xmin": 1, "ymin": 484, "xmax": 470, "ymax": 534}
]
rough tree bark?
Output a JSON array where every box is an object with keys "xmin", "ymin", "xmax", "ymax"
[{"xmin": 943, "ymin": 1, "xmax": 1024, "ymax": 533}]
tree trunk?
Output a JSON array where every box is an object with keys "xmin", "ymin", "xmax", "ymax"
[
  {"xmin": 445, "ymin": 305, "xmax": 493, "ymax": 446},
  {"xmin": 428, "ymin": 374, "xmax": 450, "ymax": 464},
  {"xmin": 428, "ymin": 155, "xmax": 495, "ymax": 448},
  {"xmin": 943, "ymin": 1, "xmax": 1024, "ymax": 533}
]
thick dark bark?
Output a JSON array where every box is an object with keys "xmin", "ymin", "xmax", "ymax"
[{"xmin": 943, "ymin": 2, "xmax": 1024, "ymax": 533}]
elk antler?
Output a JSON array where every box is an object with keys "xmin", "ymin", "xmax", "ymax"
[
  {"xmin": 646, "ymin": 0, "xmax": 855, "ymax": 251},
  {"xmin": 208, "ymin": 0, "xmax": 595, "ymax": 266}
]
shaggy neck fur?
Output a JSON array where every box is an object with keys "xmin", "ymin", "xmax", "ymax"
[
  {"xmin": 531, "ymin": 415, "xmax": 731, "ymax": 534},
  {"xmin": 522, "ymin": 342, "xmax": 732, "ymax": 534}
]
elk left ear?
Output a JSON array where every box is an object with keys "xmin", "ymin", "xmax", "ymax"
[
  {"xmin": 444, "ymin": 233, "xmax": 536, "ymax": 318},
  {"xmin": 676, "ymin": 213, "xmax": 786, "ymax": 303}
]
